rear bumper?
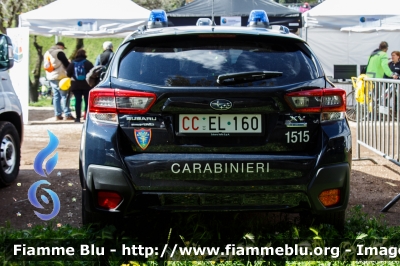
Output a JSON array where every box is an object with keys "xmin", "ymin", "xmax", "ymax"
[{"xmin": 83, "ymin": 162, "xmax": 349, "ymax": 216}]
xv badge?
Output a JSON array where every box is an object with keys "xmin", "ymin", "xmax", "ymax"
[{"xmin": 134, "ymin": 128, "xmax": 152, "ymax": 150}]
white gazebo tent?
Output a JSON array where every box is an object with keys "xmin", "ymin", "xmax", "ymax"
[
  {"xmin": 303, "ymin": 0, "xmax": 400, "ymax": 78},
  {"xmin": 13, "ymin": 0, "xmax": 150, "ymax": 124},
  {"xmin": 19, "ymin": 0, "xmax": 151, "ymax": 38}
]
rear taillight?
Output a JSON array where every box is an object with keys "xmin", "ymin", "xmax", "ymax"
[
  {"xmin": 284, "ymin": 88, "xmax": 346, "ymax": 122},
  {"xmin": 88, "ymin": 88, "xmax": 156, "ymax": 123}
]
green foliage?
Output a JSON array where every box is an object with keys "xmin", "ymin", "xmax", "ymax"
[
  {"xmin": 133, "ymin": 0, "xmax": 185, "ymax": 11},
  {"xmin": 0, "ymin": 0, "xmax": 55, "ymax": 32},
  {"xmin": 28, "ymin": 97, "xmax": 52, "ymax": 107},
  {"xmin": 21, "ymin": 0, "xmax": 56, "ymax": 13},
  {"xmin": 1, "ymin": 206, "xmax": 400, "ymax": 265}
]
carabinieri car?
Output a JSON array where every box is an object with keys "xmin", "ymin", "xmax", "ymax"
[{"xmin": 80, "ymin": 10, "xmax": 351, "ymax": 228}]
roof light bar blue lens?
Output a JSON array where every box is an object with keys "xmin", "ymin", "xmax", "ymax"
[
  {"xmin": 247, "ymin": 10, "xmax": 269, "ymax": 28},
  {"xmin": 148, "ymin": 9, "xmax": 168, "ymax": 28},
  {"xmin": 149, "ymin": 10, "xmax": 167, "ymax": 22}
]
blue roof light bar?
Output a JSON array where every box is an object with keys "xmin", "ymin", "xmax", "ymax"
[
  {"xmin": 148, "ymin": 9, "xmax": 168, "ymax": 29},
  {"xmin": 247, "ymin": 10, "xmax": 269, "ymax": 28}
]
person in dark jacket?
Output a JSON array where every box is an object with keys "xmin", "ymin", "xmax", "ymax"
[
  {"xmin": 66, "ymin": 49, "xmax": 94, "ymax": 122},
  {"xmin": 384, "ymin": 51, "xmax": 400, "ymax": 79},
  {"xmin": 389, "ymin": 51, "xmax": 400, "ymax": 75},
  {"xmin": 95, "ymin": 41, "xmax": 114, "ymax": 66}
]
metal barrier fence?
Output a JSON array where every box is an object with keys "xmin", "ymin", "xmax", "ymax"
[{"xmin": 352, "ymin": 77, "xmax": 400, "ymax": 167}]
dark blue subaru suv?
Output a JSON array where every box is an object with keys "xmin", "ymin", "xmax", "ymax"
[{"xmin": 80, "ymin": 10, "xmax": 351, "ymax": 228}]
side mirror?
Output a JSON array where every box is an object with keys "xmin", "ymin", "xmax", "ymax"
[{"xmin": 0, "ymin": 34, "xmax": 14, "ymax": 71}]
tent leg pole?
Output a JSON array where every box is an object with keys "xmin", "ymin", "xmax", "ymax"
[{"xmin": 212, "ymin": 0, "xmax": 215, "ymax": 26}]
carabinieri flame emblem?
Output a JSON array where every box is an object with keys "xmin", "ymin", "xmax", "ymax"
[{"xmin": 134, "ymin": 128, "xmax": 152, "ymax": 150}]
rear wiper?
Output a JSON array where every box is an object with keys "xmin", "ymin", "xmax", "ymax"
[{"xmin": 217, "ymin": 71, "xmax": 283, "ymax": 85}]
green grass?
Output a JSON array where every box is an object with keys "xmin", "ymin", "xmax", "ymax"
[
  {"xmin": 29, "ymin": 94, "xmax": 86, "ymax": 109},
  {"xmin": 1, "ymin": 206, "xmax": 400, "ymax": 265},
  {"xmin": 28, "ymin": 97, "xmax": 52, "ymax": 107}
]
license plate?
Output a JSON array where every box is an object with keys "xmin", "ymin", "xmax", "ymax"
[{"xmin": 178, "ymin": 114, "xmax": 262, "ymax": 134}]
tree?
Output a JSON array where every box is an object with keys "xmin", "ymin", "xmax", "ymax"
[
  {"xmin": 0, "ymin": 0, "xmax": 56, "ymax": 33},
  {"xmin": 0, "ymin": 0, "xmax": 24, "ymax": 33},
  {"xmin": 22, "ymin": 1, "xmax": 56, "ymax": 102},
  {"xmin": 0, "ymin": 0, "xmax": 55, "ymax": 102},
  {"xmin": 162, "ymin": 0, "xmax": 186, "ymax": 11},
  {"xmin": 69, "ymin": 39, "xmax": 84, "ymax": 60},
  {"xmin": 29, "ymin": 36, "xmax": 42, "ymax": 102},
  {"xmin": 133, "ymin": 0, "xmax": 186, "ymax": 12},
  {"xmin": 0, "ymin": 1, "xmax": 56, "ymax": 102}
]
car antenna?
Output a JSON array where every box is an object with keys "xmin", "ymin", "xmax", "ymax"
[{"xmin": 211, "ymin": 0, "xmax": 215, "ymax": 26}]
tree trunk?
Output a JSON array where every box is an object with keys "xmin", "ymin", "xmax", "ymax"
[
  {"xmin": 69, "ymin": 38, "xmax": 84, "ymax": 60},
  {"xmin": 14, "ymin": 14, "xmax": 19, "ymax": 27},
  {"xmin": 0, "ymin": 6, "xmax": 6, "ymax": 34},
  {"xmin": 29, "ymin": 36, "xmax": 43, "ymax": 103}
]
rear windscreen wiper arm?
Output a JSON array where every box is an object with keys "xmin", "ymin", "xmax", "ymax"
[{"xmin": 217, "ymin": 71, "xmax": 283, "ymax": 85}]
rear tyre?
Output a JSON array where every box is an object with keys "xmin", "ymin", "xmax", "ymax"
[
  {"xmin": 82, "ymin": 189, "xmax": 98, "ymax": 226},
  {"xmin": 0, "ymin": 122, "xmax": 20, "ymax": 187}
]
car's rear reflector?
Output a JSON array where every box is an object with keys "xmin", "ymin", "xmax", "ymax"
[
  {"xmin": 318, "ymin": 189, "xmax": 340, "ymax": 207},
  {"xmin": 88, "ymin": 89, "xmax": 157, "ymax": 123},
  {"xmin": 97, "ymin": 191, "xmax": 122, "ymax": 209}
]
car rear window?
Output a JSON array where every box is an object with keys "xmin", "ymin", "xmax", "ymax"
[{"xmin": 118, "ymin": 35, "xmax": 320, "ymax": 87}]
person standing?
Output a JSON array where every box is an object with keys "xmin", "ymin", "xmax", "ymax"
[
  {"xmin": 44, "ymin": 42, "xmax": 75, "ymax": 121},
  {"xmin": 366, "ymin": 41, "xmax": 398, "ymax": 79},
  {"xmin": 43, "ymin": 42, "xmax": 75, "ymax": 120},
  {"xmin": 66, "ymin": 49, "xmax": 94, "ymax": 123},
  {"xmin": 95, "ymin": 41, "xmax": 114, "ymax": 66},
  {"xmin": 389, "ymin": 51, "xmax": 400, "ymax": 76}
]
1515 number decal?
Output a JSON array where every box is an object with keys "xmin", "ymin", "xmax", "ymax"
[{"xmin": 285, "ymin": 130, "xmax": 310, "ymax": 143}]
